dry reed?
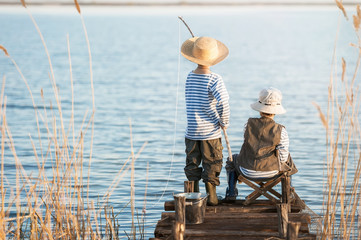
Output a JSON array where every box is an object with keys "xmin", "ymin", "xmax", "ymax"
[
  {"xmin": 0, "ymin": 0, "xmax": 148, "ymax": 239},
  {"xmin": 0, "ymin": 45, "xmax": 9, "ymax": 57},
  {"xmin": 315, "ymin": 2, "xmax": 361, "ymax": 239}
]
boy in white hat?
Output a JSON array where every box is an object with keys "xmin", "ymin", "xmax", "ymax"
[
  {"xmin": 226, "ymin": 87, "xmax": 297, "ymax": 197},
  {"xmin": 181, "ymin": 36, "xmax": 230, "ymax": 206}
]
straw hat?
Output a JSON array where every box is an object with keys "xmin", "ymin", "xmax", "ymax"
[
  {"xmin": 250, "ymin": 87, "xmax": 286, "ymax": 115},
  {"xmin": 181, "ymin": 36, "xmax": 229, "ymax": 66}
]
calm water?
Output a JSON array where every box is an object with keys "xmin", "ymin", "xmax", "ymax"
[{"xmin": 0, "ymin": 5, "xmax": 357, "ymax": 237}]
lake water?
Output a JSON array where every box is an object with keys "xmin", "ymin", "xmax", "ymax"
[{"xmin": 0, "ymin": 5, "xmax": 358, "ymax": 238}]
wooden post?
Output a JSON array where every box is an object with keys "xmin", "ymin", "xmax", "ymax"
[
  {"xmin": 281, "ymin": 175, "xmax": 291, "ymax": 212},
  {"xmin": 173, "ymin": 195, "xmax": 186, "ymax": 240},
  {"xmin": 277, "ymin": 203, "xmax": 289, "ymax": 238},
  {"xmin": 287, "ymin": 221, "xmax": 301, "ymax": 240},
  {"xmin": 184, "ymin": 181, "xmax": 194, "ymax": 193}
]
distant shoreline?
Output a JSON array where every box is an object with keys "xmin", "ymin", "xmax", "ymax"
[{"xmin": 0, "ymin": 1, "xmax": 358, "ymax": 7}]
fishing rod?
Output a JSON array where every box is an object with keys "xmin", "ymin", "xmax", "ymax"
[
  {"xmin": 178, "ymin": 16, "xmax": 195, "ymax": 38},
  {"xmin": 224, "ymin": 126, "xmax": 238, "ymax": 200},
  {"xmin": 223, "ymin": 128, "xmax": 233, "ymax": 162}
]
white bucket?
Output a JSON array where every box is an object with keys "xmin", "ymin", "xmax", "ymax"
[{"xmin": 174, "ymin": 192, "xmax": 208, "ymax": 224}]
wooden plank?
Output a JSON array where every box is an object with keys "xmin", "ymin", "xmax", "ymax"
[
  {"xmin": 152, "ymin": 233, "xmax": 314, "ymax": 240},
  {"xmin": 155, "ymin": 219, "xmax": 310, "ymax": 233},
  {"xmin": 160, "ymin": 211, "xmax": 311, "ymax": 223},
  {"xmin": 182, "ymin": 237, "xmax": 275, "ymax": 240},
  {"xmin": 156, "ymin": 211, "xmax": 311, "ymax": 230},
  {"xmin": 165, "ymin": 200, "xmax": 274, "ymax": 211},
  {"xmin": 220, "ymin": 234, "xmax": 316, "ymax": 240},
  {"xmin": 154, "ymin": 229, "xmax": 316, "ymax": 240},
  {"xmin": 165, "ymin": 202, "xmax": 271, "ymax": 213},
  {"xmin": 155, "ymin": 224, "xmax": 310, "ymax": 235},
  {"xmin": 265, "ymin": 234, "xmax": 317, "ymax": 240},
  {"xmin": 164, "ymin": 200, "xmax": 302, "ymax": 213},
  {"xmin": 156, "ymin": 228, "xmax": 281, "ymax": 237},
  {"xmin": 155, "ymin": 225, "xmax": 313, "ymax": 239},
  {"xmin": 206, "ymin": 205, "xmax": 302, "ymax": 214}
]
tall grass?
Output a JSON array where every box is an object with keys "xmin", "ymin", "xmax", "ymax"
[
  {"xmin": 315, "ymin": 2, "xmax": 361, "ymax": 239},
  {"xmin": 0, "ymin": 0, "xmax": 147, "ymax": 239}
]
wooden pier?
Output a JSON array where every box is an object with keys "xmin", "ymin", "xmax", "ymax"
[{"xmin": 150, "ymin": 188, "xmax": 318, "ymax": 239}]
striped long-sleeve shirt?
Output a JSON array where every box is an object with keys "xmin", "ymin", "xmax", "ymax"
[
  {"xmin": 185, "ymin": 71, "xmax": 230, "ymax": 140},
  {"xmin": 240, "ymin": 127, "xmax": 290, "ymax": 178}
]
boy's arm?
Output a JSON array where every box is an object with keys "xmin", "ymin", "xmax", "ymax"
[
  {"xmin": 276, "ymin": 127, "xmax": 289, "ymax": 162},
  {"xmin": 211, "ymin": 77, "xmax": 230, "ymax": 128}
]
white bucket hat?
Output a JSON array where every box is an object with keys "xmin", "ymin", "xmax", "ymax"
[
  {"xmin": 250, "ymin": 87, "xmax": 286, "ymax": 115},
  {"xmin": 181, "ymin": 36, "xmax": 229, "ymax": 66}
]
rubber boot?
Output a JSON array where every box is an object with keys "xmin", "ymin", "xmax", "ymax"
[
  {"xmin": 225, "ymin": 170, "xmax": 238, "ymax": 200},
  {"xmin": 193, "ymin": 180, "xmax": 199, "ymax": 192},
  {"xmin": 205, "ymin": 182, "xmax": 218, "ymax": 206}
]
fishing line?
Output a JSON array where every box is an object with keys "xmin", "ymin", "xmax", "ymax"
[
  {"xmin": 148, "ymin": 19, "xmax": 182, "ymax": 209},
  {"xmin": 142, "ymin": 18, "xmax": 196, "ymax": 237}
]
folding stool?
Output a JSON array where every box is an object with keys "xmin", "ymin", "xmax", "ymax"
[{"xmin": 237, "ymin": 171, "xmax": 291, "ymax": 206}]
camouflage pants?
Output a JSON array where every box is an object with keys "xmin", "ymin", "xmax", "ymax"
[{"xmin": 184, "ymin": 138, "xmax": 223, "ymax": 186}]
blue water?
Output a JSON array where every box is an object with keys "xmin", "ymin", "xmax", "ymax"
[{"xmin": 0, "ymin": 5, "xmax": 357, "ymax": 238}]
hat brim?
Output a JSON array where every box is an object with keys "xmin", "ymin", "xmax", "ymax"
[
  {"xmin": 250, "ymin": 102, "xmax": 286, "ymax": 115},
  {"xmin": 181, "ymin": 37, "xmax": 229, "ymax": 66}
]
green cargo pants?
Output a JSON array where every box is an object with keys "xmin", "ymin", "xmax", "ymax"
[{"xmin": 184, "ymin": 138, "xmax": 223, "ymax": 186}]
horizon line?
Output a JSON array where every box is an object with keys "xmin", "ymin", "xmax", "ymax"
[{"xmin": 0, "ymin": 1, "xmax": 357, "ymax": 7}]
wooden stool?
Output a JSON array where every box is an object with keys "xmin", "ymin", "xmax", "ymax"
[{"xmin": 238, "ymin": 172, "xmax": 291, "ymax": 206}]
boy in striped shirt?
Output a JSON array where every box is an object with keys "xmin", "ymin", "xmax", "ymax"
[{"xmin": 181, "ymin": 36, "xmax": 230, "ymax": 206}]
